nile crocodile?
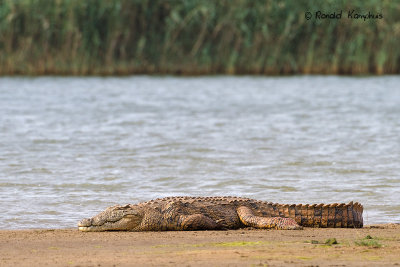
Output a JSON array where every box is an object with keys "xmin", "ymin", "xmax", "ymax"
[{"xmin": 78, "ymin": 196, "xmax": 363, "ymax": 231}]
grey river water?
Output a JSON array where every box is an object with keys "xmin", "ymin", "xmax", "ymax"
[{"xmin": 0, "ymin": 76, "xmax": 399, "ymax": 229}]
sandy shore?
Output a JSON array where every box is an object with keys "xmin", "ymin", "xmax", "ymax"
[{"xmin": 1, "ymin": 224, "xmax": 399, "ymax": 266}]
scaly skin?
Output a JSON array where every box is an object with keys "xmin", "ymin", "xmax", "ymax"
[{"xmin": 78, "ymin": 196, "xmax": 363, "ymax": 231}]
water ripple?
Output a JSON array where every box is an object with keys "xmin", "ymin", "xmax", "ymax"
[{"xmin": 0, "ymin": 76, "xmax": 399, "ymax": 229}]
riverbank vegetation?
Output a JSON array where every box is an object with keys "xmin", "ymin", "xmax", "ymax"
[{"xmin": 0, "ymin": 0, "xmax": 399, "ymax": 75}]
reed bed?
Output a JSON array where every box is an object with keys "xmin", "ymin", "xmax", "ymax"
[{"xmin": 0, "ymin": 0, "xmax": 399, "ymax": 75}]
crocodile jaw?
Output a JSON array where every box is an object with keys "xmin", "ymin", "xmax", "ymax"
[
  {"xmin": 78, "ymin": 226, "xmax": 94, "ymax": 232},
  {"xmin": 77, "ymin": 218, "xmax": 109, "ymax": 232},
  {"xmin": 78, "ymin": 225, "xmax": 109, "ymax": 232},
  {"xmin": 78, "ymin": 215, "xmax": 142, "ymax": 232}
]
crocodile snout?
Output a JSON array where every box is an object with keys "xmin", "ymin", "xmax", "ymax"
[{"xmin": 78, "ymin": 218, "xmax": 92, "ymax": 227}]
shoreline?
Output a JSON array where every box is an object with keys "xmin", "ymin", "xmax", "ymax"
[
  {"xmin": 1, "ymin": 224, "xmax": 399, "ymax": 266},
  {"xmin": 1, "ymin": 223, "xmax": 398, "ymax": 231}
]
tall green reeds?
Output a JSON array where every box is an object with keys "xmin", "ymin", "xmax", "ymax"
[{"xmin": 0, "ymin": 0, "xmax": 399, "ymax": 75}]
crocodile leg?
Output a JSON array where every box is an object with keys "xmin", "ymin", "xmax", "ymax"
[
  {"xmin": 179, "ymin": 214, "xmax": 220, "ymax": 230},
  {"xmin": 237, "ymin": 206, "xmax": 302, "ymax": 230},
  {"xmin": 135, "ymin": 210, "xmax": 220, "ymax": 231},
  {"xmin": 162, "ymin": 201, "xmax": 222, "ymax": 230}
]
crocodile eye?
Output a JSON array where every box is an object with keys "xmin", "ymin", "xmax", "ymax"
[{"xmin": 125, "ymin": 209, "xmax": 139, "ymax": 216}]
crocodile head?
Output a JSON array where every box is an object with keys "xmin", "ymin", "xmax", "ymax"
[{"xmin": 78, "ymin": 204, "xmax": 143, "ymax": 231}]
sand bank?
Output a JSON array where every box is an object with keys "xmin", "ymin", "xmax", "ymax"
[{"xmin": 1, "ymin": 224, "xmax": 399, "ymax": 266}]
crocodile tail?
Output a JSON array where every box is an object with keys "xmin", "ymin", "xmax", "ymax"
[{"xmin": 281, "ymin": 202, "xmax": 363, "ymax": 228}]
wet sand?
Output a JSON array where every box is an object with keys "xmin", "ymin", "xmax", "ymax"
[{"xmin": 1, "ymin": 224, "xmax": 399, "ymax": 266}]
